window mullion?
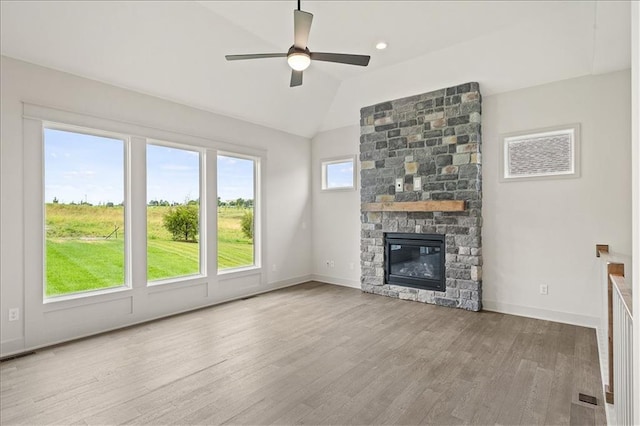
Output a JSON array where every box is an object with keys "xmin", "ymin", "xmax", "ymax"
[
  {"xmin": 205, "ymin": 149, "xmax": 218, "ymax": 289},
  {"xmin": 129, "ymin": 137, "xmax": 147, "ymax": 289}
]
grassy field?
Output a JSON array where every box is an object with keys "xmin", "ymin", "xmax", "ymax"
[{"xmin": 45, "ymin": 204, "xmax": 253, "ymax": 297}]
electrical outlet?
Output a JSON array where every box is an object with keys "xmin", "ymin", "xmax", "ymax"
[
  {"xmin": 326, "ymin": 260, "xmax": 330, "ymax": 268},
  {"xmin": 395, "ymin": 178, "xmax": 403, "ymax": 193},
  {"xmin": 539, "ymin": 284, "xmax": 548, "ymax": 295},
  {"xmin": 330, "ymin": 260, "xmax": 335, "ymax": 268},
  {"xmin": 8, "ymin": 308, "xmax": 19, "ymax": 322}
]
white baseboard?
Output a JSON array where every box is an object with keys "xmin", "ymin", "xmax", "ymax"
[
  {"xmin": 482, "ymin": 300, "xmax": 600, "ymax": 329},
  {"xmin": 267, "ymin": 274, "xmax": 313, "ymax": 289},
  {"xmin": 0, "ymin": 337, "xmax": 26, "ymax": 357},
  {"xmin": 311, "ymin": 274, "xmax": 360, "ymax": 289}
]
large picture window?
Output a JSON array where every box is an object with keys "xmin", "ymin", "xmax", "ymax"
[
  {"xmin": 44, "ymin": 127, "xmax": 127, "ymax": 298},
  {"xmin": 147, "ymin": 143, "xmax": 202, "ymax": 282},
  {"xmin": 39, "ymin": 115, "xmax": 264, "ymax": 304},
  {"xmin": 217, "ymin": 154, "xmax": 256, "ymax": 271}
]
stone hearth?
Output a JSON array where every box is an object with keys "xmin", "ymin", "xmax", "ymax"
[{"xmin": 359, "ymin": 83, "xmax": 482, "ymax": 311}]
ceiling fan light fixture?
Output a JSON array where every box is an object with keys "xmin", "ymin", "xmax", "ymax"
[{"xmin": 287, "ymin": 52, "xmax": 311, "ymax": 71}]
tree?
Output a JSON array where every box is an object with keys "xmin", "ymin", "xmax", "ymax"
[
  {"xmin": 163, "ymin": 205, "xmax": 199, "ymax": 242},
  {"xmin": 52, "ymin": 197, "xmax": 59, "ymax": 204},
  {"xmin": 241, "ymin": 210, "xmax": 253, "ymax": 240}
]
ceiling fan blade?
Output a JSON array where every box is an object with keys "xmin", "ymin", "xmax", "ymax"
[
  {"xmin": 225, "ymin": 53, "xmax": 287, "ymax": 61},
  {"xmin": 310, "ymin": 52, "xmax": 370, "ymax": 66},
  {"xmin": 293, "ymin": 10, "xmax": 313, "ymax": 49},
  {"xmin": 290, "ymin": 70, "xmax": 303, "ymax": 87}
]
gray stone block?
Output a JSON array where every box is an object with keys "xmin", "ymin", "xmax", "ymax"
[
  {"xmin": 375, "ymin": 102, "xmax": 393, "ymax": 112},
  {"xmin": 435, "ymin": 298, "xmax": 458, "ymax": 308},
  {"xmin": 399, "ymin": 292, "xmax": 418, "ymax": 301}
]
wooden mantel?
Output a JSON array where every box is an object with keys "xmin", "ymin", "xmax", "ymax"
[{"xmin": 361, "ymin": 200, "xmax": 465, "ymax": 212}]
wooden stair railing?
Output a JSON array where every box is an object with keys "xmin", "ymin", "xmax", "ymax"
[
  {"xmin": 597, "ymin": 244, "xmax": 619, "ymax": 404},
  {"xmin": 596, "ymin": 244, "xmax": 637, "ymax": 424}
]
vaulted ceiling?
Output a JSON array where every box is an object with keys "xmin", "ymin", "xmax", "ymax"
[{"xmin": 0, "ymin": 1, "xmax": 631, "ymax": 138}]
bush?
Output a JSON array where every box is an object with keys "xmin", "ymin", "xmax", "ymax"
[
  {"xmin": 241, "ymin": 210, "xmax": 253, "ymax": 240},
  {"xmin": 163, "ymin": 205, "xmax": 199, "ymax": 242}
]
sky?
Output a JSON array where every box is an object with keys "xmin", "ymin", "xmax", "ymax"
[
  {"xmin": 44, "ymin": 128, "xmax": 254, "ymax": 205},
  {"xmin": 217, "ymin": 155, "xmax": 254, "ymax": 202},
  {"xmin": 326, "ymin": 161, "xmax": 354, "ymax": 188},
  {"xmin": 45, "ymin": 129, "xmax": 124, "ymax": 205}
]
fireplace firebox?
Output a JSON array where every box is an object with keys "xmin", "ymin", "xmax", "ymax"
[{"xmin": 384, "ymin": 233, "xmax": 445, "ymax": 292}]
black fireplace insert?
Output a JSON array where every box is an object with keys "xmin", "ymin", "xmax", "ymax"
[{"xmin": 384, "ymin": 233, "xmax": 445, "ymax": 292}]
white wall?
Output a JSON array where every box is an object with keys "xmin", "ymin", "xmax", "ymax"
[
  {"xmin": 310, "ymin": 126, "xmax": 361, "ymax": 288},
  {"xmin": 482, "ymin": 70, "xmax": 631, "ymax": 327},
  {"xmin": 311, "ymin": 70, "xmax": 632, "ymax": 328},
  {"xmin": 630, "ymin": 2, "xmax": 639, "ymax": 424},
  {"xmin": 0, "ymin": 56, "xmax": 312, "ymax": 356}
]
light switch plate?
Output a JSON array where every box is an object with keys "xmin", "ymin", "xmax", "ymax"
[
  {"xmin": 395, "ymin": 178, "xmax": 403, "ymax": 192},
  {"xmin": 414, "ymin": 177, "xmax": 422, "ymax": 191}
]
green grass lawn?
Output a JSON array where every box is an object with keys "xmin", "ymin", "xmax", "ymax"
[
  {"xmin": 45, "ymin": 204, "xmax": 253, "ymax": 297},
  {"xmin": 46, "ymin": 239, "xmax": 125, "ymax": 296},
  {"xmin": 217, "ymin": 207, "xmax": 254, "ymax": 269},
  {"xmin": 147, "ymin": 239, "xmax": 200, "ymax": 281}
]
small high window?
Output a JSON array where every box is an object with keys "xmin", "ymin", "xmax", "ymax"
[{"xmin": 321, "ymin": 156, "xmax": 356, "ymax": 190}]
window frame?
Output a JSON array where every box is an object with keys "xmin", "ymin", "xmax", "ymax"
[
  {"xmin": 216, "ymin": 151, "xmax": 261, "ymax": 274},
  {"xmin": 321, "ymin": 155, "xmax": 357, "ymax": 191},
  {"xmin": 499, "ymin": 123, "xmax": 581, "ymax": 182},
  {"xmin": 42, "ymin": 122, "xmax": 132, "ymax": 302},
  {"xmin": 145, "ymin": 139, "xmax": 207, "ymax": 286}
]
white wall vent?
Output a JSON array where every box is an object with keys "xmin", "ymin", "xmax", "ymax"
[{"xmin": 500, "ymin": 124, "xmax": 580, "ymax": 181}]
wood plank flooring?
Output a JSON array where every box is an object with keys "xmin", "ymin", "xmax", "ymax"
[{"xmin": 0, "ymin": 282, "xmax": 606, "ymax": 425}]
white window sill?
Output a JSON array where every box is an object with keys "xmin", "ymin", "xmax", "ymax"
[
  {"xmin": 43, "ymin": 285, "xmax": 132, "ymax": 312},
  {"xmin": 218, "ymin": 266, "xmax": 261, "ymax": 280}
]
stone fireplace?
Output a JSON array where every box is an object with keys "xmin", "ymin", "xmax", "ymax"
[{"xmin": 359, "ymin": 83, "xmax": 482, "ymax": 311}]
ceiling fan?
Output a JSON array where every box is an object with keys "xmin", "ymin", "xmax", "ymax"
[{"xmin": 225, "ymin": 0, "xmax": 371, "ymax": 87}]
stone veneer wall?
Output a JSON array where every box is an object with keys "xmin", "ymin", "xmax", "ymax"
[{"xmin": 359, "ymin": 83, "xmax": 482, "ymax": 311}]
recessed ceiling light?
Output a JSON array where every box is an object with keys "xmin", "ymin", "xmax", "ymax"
[{"xmin": 376, "ymin": 41, "xmax": 388, "ymax": 50}]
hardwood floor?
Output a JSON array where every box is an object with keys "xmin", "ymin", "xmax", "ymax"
[{"xmin": 1, "ymin": 282, "xmax": 606, "ymax": 425}]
